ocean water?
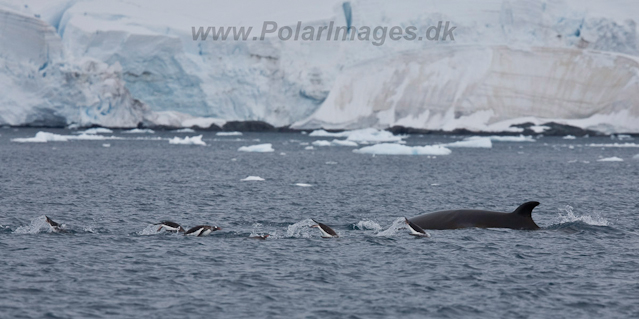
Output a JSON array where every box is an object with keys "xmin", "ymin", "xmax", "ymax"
[{"xmin": 1, "ymin": 128, "xmax": 638, "ymax": 318}]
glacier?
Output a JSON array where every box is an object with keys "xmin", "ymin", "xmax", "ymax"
[{"xmin": 1, "ymin": 0, "xmax": 639, "ymax": 133}]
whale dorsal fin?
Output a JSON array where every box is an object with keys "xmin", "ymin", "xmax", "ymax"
[{"xmin": 512, "ymin": 201, "xmax": 540, "ymax": 217}]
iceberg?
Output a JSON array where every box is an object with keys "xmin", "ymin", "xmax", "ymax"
[
  {"xmin": 563, "ymin": 135, "xmax": 577, "ymax": 140},
  {"xmin": 238, "ymin": 143, "xmax": 274, "ymax": 152},
  {"xmin": 353, "ymin": 143, "xmax": 452, "ymax": 156},
  {"xmin": 168, "ymin": 135, "xmax": 206, "ymax": 146},
  {"xmin": 597, "ymin": 157, "xmax": 624, "ymax": 162}
]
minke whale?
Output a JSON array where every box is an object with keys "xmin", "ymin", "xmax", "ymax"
[{"xmin": 408, "ymin": 201, "xmax": 541, "ymax": 230}]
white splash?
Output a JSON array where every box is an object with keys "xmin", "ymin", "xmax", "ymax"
[
  {"xmin": 376, "ymin": 217, "xmax": 408, "ymax": 237},
  {"xmin": 353, "ymin": 220, "xmax": 383, "ymax": 232},
  {"xmin": 286, "ymin": 219, "xmax": 316, "ymax": 238},
  {"xmin": 558, "ymin": 205, "xmax": 610, "ymax": 226},
  {"xmin": 14, "ymin": 216, "xmax": 58, "ymax": 234}
]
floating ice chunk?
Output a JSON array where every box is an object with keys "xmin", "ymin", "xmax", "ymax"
[
  {"xmin": 80, "ymin": 128, "xmax": 113, "ymax": 134},
  {"xmin": 123, "ymin": 129, "xmax": 155, "ymax": 134},
  {"xmin": 102, "ymin": 144, "xmax": 111, "ymax": 147},
  {"xmin": 238, "ymin": 143, "xmax": 274, "ymax": 152},
  {"xmin": 312, "ymin": 140, "xmax": 331, "ymax": 147},
  {"xmin": 241, "ymin": 176, "xmax": 265, "ymax": 181},
  {"xmin": 587, "ymin": 143, "xmax": 639, "ymax": 148},
  {"xmin": 563, "ymin": 135, "xmax": 577, "ymax": 139},
  {"xmin": 611, "ymin": 134, "xmax": 634, "ymax": 140},
  {"xmin": 309, "ymin": 129, "xmax": 349, "ymax": 137},
  {"xmin": 174, "ymin": 128, "xmax": 195, "ymax": 133},
  {"xmin": 73, "ymin": 134, "xmax": 119, "ymax": 140},
  {"xmin": 325, "ymin": 161, "xmax": 338, "ymax": 165},
  {"xmin": 12, "ymin": 131, "xmax": 123, "ymax": 142},
  {"xmin": 331, "ymin": 139, "xmax": 358, "ymax": 147},
  {"xmin": 295, "ymin": 183, "xmax": 313, "ymax": 187},
  {"xmin": 12, "ymin": 131, "xmax": 69, "ymax": 143},
  {"xmin": 305, "ymin": 146, "xmax": 314, "ymax": 150},
  {"xmin": 346, "ymin": 128, "xmax": 404, "ymax": 143},
  {"xmin": 472, "ymin": 135, "xmax": 536, "ymax": 142},
  {"xmin": 217, "ymin": 131, "xmax": 243, "ymax": 136},
  {"xmin": 597, "ymin": 156, "xmax": 623, "ymax": 162},
  {"xmin": 309, "ymin": 128, "xmax": 404, "ymax": 143},
  {"xmin": 353, "ymin": 143, "xmax": 452, "ymax": 155},
  {"xmin": 445, "ymin": 137, "xmax": 492, "ymax": 148},
  {"xmin": 168, "ymin": 135, "xmax": 206, "ymax": 146}
]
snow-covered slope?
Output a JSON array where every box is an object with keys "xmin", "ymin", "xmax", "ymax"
[{"xmin": 1, "ymin": 0, "xmax": 639, "ymax": 132}]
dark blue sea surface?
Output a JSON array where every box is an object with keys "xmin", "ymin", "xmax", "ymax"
[{"xmin": 1, "ymin": 128, "xmax": 638, "ymax": 318}]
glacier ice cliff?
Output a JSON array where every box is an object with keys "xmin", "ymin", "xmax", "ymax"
[{"xmin": 1, "ymin": 0, "xmax": 639, "ymax": 132}]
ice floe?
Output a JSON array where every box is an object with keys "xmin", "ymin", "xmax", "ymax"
[
  {"xmin": 241, "ymin": 176, "xmax": 265, "ymax": 181},
  {"xmin": 238, "ymin": 143, "xmax": 274, "ymax": 152},
  {"xmin": 168, "ymin": 135, "xmax": 206, "ymax": 146},
  {"xmin": 444, "ymin": 137, "xmax": 492, "ymax": 148},
  {"xmin": 11, "ymin": 131, "xmax": 121, "ymax": 142},
  {"xmin": 587, "ymin": 143, "xmax": 639, "ymax": 148},
  {"xmin": 312, "ymin": 139, "xmax": 358, "ymax": 147},
  {"xmin": 305, "ymin": 146, "xmax": 314, "ymax": 150},
  {"xmin": 79, "ymin": 128, "xmax": 113, "ymax": 134},
  {"xmin": 173, "ymin": 128, "xmax": 195, "ymax": 133},
  {"xmin": 309, "ymin": 128, "xmax": 404, "ymax": 143},
  {"xmin": 353, "ymin": 143, "xmax": 451, "ymax": 155},
  {"xmin": 597, "ymin": 156, "xmax": 624, "ymax": 162},
  {"xmin": 312, "ymin": 140, "xmax": 332, "ymax": 147},
  {"xmin": 217, "ymin": 131, "xmax": 243, "ymax": 136},
  {"xmin": 479, "ymin": 135, "xmax": 536, "ymax": 142},
  {"xmin": 123, "ymin": 128, "xmax": 155, "ymax": 134}
]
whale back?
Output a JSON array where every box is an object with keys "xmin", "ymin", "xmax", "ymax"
[{"xmin": 409, "ymin": 201, "xmax": 540, "ymax": 230}]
